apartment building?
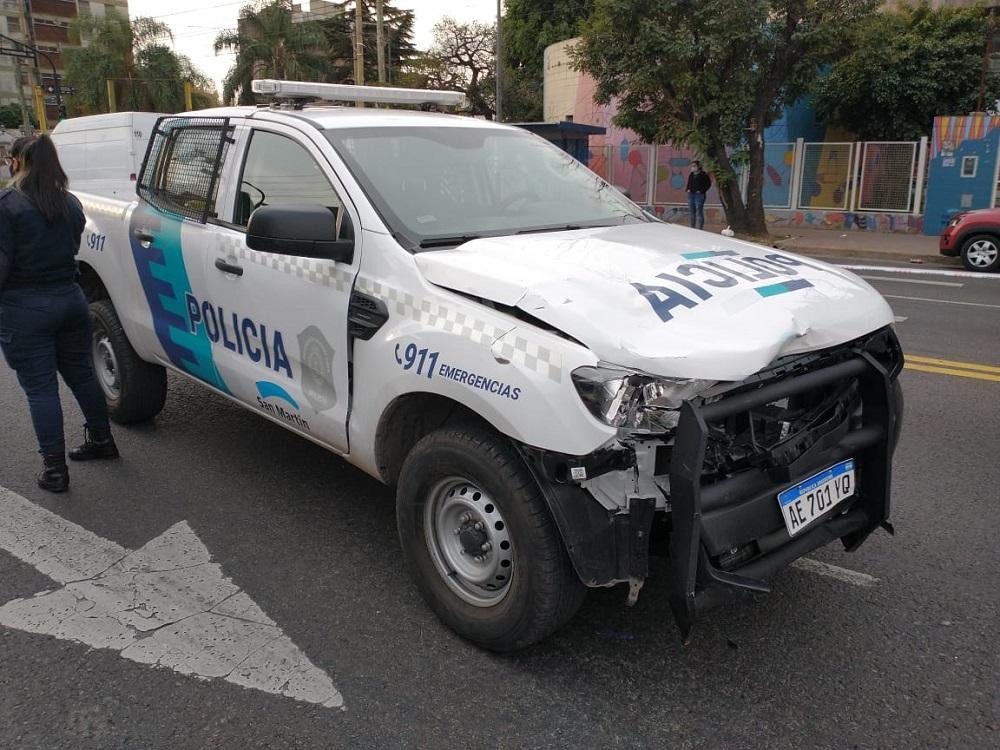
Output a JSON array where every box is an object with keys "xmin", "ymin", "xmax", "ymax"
[{"xmin": 0, "ymin": 0, "xmax": 129, "ymax": 124}]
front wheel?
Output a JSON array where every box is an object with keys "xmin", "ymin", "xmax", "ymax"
[
  {"xmin": 960, "ymin": 234, "xmax": 1000, "ymax": 272},
  {"xmin": 396, "ymin": 425, "xmax": 585, "ymax": 651},
  {"xmin": 90, "ymin": 299, "xmax": 167, "ymax": 424}
]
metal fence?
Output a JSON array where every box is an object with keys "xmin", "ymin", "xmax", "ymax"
[
  {"xmin": 594, "ymin": 138, "xmax": 929, "ymax": 215},
  {"xmin": 857, "ymin": 142, "xmax": 919, "ymax": 213}
]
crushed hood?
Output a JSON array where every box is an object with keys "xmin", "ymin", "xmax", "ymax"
[{"xmin": 414, "ymin": 222, "xmax": 894, "ymax": 382}]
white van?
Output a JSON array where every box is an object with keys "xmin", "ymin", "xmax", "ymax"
[{"xmin": 51, "ymin": 112, "xmax": 165, "ymax": 200}]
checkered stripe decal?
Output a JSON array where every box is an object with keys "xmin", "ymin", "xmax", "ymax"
[
  {"xmin": 232, "ymin": 245, "xmax": 354, "ymax": 291},
  {"xmin": 355, "ymin": 276, "xmax": 563, "ymax": 384}
]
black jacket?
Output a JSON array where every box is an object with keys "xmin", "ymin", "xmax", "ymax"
[
  {"xmin": 686, "ymin": 170, "xmax": 711, "ymax": 194},
  {"xmin": 0, "ymin": 188, "xmax": 85, "ymax": 293}
]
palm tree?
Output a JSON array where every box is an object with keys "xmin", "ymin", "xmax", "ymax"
[
  {"xmin": 65, "ymin": 11, "xmax": 216, "ymax": 114},
  {"xmin": 214, "ymin": 1, "xmax": 329, "ymax": 105},
  {"xmin": 65, "ymin": 12, "xmax": 174, "ymax": 113}
]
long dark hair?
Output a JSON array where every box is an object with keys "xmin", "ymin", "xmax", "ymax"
[{"xmin": 12, "ymin": 134, "xmax": 70, "ymax": 223}]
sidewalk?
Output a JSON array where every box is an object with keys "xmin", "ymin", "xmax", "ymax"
[{"xmin": 703, "ymin": 223, "xmax": 957, "ymax": 267}]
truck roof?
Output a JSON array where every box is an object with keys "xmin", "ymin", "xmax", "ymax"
[{"xmin": 180, "ymin": 105, "xmax": 512, "ymax": 132}]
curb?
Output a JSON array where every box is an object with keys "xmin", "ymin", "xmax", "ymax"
[{"xmin": 772, "ymin": 243, "xmax": 960, "ymax": 268}]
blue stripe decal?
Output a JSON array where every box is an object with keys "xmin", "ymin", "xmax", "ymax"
[
  {"xmin": 755, "ymin": 279, "xmax": 814, "ymax": 297},
  {"xmin": 256, "ymin": 381, "xmax": 300, "ymax": 410}
]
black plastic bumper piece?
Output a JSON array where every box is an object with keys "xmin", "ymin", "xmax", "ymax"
[{"xmin": 668, "ymin": 351, "xmax": 900, "ymax": 642}]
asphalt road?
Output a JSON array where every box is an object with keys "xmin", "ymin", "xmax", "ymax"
[{"xmin": 1, "ymin": 258, "xmax": 998, "ymax": 749}]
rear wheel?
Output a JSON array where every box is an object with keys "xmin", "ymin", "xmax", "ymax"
[
  {"xmin": 396, "ymin": 425, "xmax": 585, "ymax": 651},
  {"xmin": 90, "ymin": 299, "xmax": 167, "ymax": 424},
  {"xmin": 960, "ymin": 234, "xmax": 1000, "ymax": 272}
]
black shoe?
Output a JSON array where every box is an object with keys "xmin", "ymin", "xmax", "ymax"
[
  {"xmin": 37, "ymin": 453, "xmax": 69, "ymax": 493},
  {"xmin": 68, "ymin": 426, "xmax": 120, "ymax": 462}
]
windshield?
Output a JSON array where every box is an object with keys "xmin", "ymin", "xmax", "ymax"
[{"xmin": 326, "ymin": 126, "xmax": 647, "ymax": 248}]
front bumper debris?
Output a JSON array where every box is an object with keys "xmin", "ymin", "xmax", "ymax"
[
  {"xmin": 519, "ymin": 328, "xmax": 903, "ymax": 642},
  {"xmin": 667, "ymin": 338, "xmax": 902, "ymax": 642}
]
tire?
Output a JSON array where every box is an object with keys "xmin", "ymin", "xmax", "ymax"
[
  {"xmin": 89, "ymin": 299, "xmax": 167, "ymax": 424},
  {"xmin": 396, "ymin": 425, "xmax": 586, "ymax": 651},
  {"xmin": 960, "ymin": 234, "xmax": 1000, "ymax": 272}
]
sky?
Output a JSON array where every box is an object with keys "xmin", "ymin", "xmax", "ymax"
[{"xmin": 125, "ymin": 0, "xmax": 500, "ymax": 95}]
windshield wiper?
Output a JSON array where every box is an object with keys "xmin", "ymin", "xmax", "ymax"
[
  {"xmin": 418, "ymin": 234, "xmax": 481, "ymax": 249},
  {"xmin": 516, "ymin": 224, "xmax": 584, "ymax": 235}
]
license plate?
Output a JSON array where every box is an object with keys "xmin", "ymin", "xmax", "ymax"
[{"xmin": 777, "ymin": 459, "xmax": 856, "ymax": 537}]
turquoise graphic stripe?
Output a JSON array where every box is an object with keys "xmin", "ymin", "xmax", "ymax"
[
  {"xmin": 256, "ymin": 381, "xmax": 299, "ymax": 410},
  {"xmin": 681, "ymin": 250, "xmax": 736, "ymax": 259},
  {"xmin": 129, "ymin": 207, "xmax": 228, "ymax": 393},
  {"xmin": 755, "ymin": 279, "xmax": 814, "ymax": 297}
]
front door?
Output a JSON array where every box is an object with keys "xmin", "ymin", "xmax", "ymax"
[{"xmin": 199, "ymin": 124, "xmax": 360, "ymax": 453}]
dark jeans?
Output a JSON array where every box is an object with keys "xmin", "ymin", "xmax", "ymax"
[
  {"xmin": 0, "ymin": 284, "xmax": 109, "ymax": 455},
  {"xmin": 688, "ymin": 191, "xmax": 707, "ymax": 229}
]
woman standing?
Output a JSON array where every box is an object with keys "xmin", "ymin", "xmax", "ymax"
[{"xmin": 0, "ymin": 134, "xmax": 119, "ymax": 493}]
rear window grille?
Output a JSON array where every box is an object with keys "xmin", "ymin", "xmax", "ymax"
[{"xmin": 137, "ymin": 117, "xmax": 233, "ymax": 223}]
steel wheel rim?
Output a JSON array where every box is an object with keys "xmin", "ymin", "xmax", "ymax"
[
  {"xmin": 92, "ymin": 325, "xmax": 120, "ymax": 399},
  {"xmin": 967, "ymin": 240, "xmax": 998, "ymax": 267},
  {"xmin": 424, "ymin": 477, "xmax": 514, "ymax": 607}
]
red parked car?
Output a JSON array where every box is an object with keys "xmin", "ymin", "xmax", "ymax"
[{"xmin": 939, "ymin": 208, "xmax": 1000, "ymax": 272}]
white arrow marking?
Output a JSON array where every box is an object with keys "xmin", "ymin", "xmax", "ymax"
[{"xmin": 0, "ymin": 486, "xmax": 343, "ymax": 709}]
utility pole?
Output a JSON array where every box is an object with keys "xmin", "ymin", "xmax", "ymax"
[
  {"xmin": 376, "ymin": 0, "xmax": 386, "ymax": 85},
  {"xmin": 353, "ymin": 0, "xmax": 365, "ymax": 106},
  {"xmin": 14, "ymin": 59, "xmax": 30, "ymax": 132},
  {"xmin": 495, "ymin": 0, "xmax": 502, "ymax": 122},
  {"xmin": 16, "ymin": 1, "xmax": 32, "ymax": 131}
]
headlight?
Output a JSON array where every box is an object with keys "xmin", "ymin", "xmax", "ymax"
[
  {"xmin": 948, "ymin": 214, "xmax": 965, "ymax": 227},
  {"xmin": 571, "ymin": 365, "xmax": 714, "ymax": 434}
]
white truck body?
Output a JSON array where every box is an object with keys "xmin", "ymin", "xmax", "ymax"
[
  {"xmin": 72, "ymin": 95, "xmax": 903, "ymax": 648},
  {"xmin": 52, "ymin": 112, "xmax": 164, "ymax": 200}
]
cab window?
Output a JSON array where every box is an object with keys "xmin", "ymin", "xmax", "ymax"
[{"xmin": 234, "ymin": 130, "xmax": 345, "ymax": 230}]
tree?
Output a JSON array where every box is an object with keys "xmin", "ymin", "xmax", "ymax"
[
  {"xmin": 0, "ymin": 103, "xmax": 35, "ymax": 130},
  {"xmin": 313, "ymin": 1, "xmax": 418, "ymax": 84},
  {"xmin": 574, "ymin": 0, "xmax": 877, "ymax": 237},
  {"xmin": 503, "ymin": 0, "xmax": 596, "ymax": 121},
  {"xmin": 214, "ymin": 0, "xmax": 329, "ymax": 105},
  {"xmin": 813, "ymin": 2, "xmax": 1000, "ymax": 141},
  {"xmin": 65, "ymin": 11, "xmax": 215, "ymax": 114},
  {"xmin": 415, "ymin": 17, "xmax": 497, "ymax": 119}
]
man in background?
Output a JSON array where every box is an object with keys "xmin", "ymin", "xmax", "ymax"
[{"xmin": 686, "ymin": 160, "xmax": 711, "ymax": 230}]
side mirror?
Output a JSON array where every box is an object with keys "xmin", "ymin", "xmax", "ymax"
[{"xmin": 246, "ymin": 204, "xmax": 354, "ymax": 264}]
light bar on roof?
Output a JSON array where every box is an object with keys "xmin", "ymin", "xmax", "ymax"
[{"xmin": 251, "ymin": 79, "xmax": 467, "ymax": 107}]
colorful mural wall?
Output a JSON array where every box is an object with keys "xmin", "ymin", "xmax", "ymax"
[
  {"xmin": 546, "ymin": 38, "xmax": 923, "ymax": 234},
  {"xmin": 923, "ymin": 115, "xmax": 1000, "ymax": 235}
]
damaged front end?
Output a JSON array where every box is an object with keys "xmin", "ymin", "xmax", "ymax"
[{"xmin": 518, "ymin": 327, "xmax": 904, "ymax": 641}]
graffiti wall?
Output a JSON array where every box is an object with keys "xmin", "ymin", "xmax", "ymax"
[
  {"xmin": 923, "ymin": 115, "xmax": 1000, "ymax": 235},
  {"xmin": 546, "ymin": 38, "xmax": 923, "ymax": 234}
]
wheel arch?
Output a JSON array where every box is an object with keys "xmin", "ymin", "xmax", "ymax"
[
  {"xmin": 958, "ymin": 228, "xmax": 1000, "ymax": 249},
  {"xmin": 374, "ymin": 392, "xmax": 500, "ymax": 486},
  {"xmin": 78, "ymin": 260, "xmax": 110, "ymax": 302}
]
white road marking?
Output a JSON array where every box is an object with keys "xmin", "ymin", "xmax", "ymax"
[
  {"xmin": 893, "ymin": 315, "xmax": 908, "ymax": 323},
  {"xmin": 859, "ymin": 275, "xmax": 963, "ymax": 288},
  {"xmin": 883, "ymin": 294, "xmax": 1000, "ymax": 310},
  {"xmin": 840, "ymin": 264, "xmax": 1000, "ymax": 280},
  {"xmin": 0, "ymin": 486, "xmax": 343, "ymax": 709},
  {"xmin": 791, "ymin": 557, "xmax": 879, "ymax": 588}
]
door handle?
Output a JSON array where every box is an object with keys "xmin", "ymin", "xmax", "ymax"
[
  {"xmin": 214, "ymin": 257, "xmax": 244, "ymax": 276},
  {"xmin": 133, "ymin": 229, "xmax": 154, "ymax": 245}
]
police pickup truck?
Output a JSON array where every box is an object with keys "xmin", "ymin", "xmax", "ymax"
[{"xmin": 73, "ymin": 80, "xmax": 903, "ymax": 650}]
